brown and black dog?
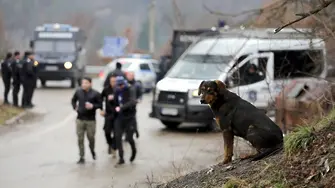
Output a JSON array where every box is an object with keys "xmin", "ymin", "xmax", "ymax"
[{"xmin": 198, "ymin": 80, "xmax": 283, "ymax": 164}]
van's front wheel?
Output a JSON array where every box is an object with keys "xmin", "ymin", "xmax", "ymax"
[{"xmin": 161, "ymin": 120, "xmax": 181, "ymax": 129}]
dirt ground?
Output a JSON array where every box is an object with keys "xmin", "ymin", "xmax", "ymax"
[
  {"xmin": 0, "ymin": 103, "xmax": 24, "ymax": 125},
  {"xmin": 156, "ymin": 122, "xmax": 335, "ymax": 188}
]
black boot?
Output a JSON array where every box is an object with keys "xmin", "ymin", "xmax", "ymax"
[
  {"xmin": 115, "ymin": 158, "xmax": 125, "ymax": 167},
  {"xmin": 130, "ymin": 148, "xmax": 137, "ymax": 162},
  {"xmin": 77, "ymin": 157, "xmax": 85, "ymax": 164},
  {"xmin": 3, "ymin": 99, "xmax": 9, "ymax": 104},
  {"xmin": 91, "ymin": 150, "xmax": 96, "ymax": 160},
  {"xmin": 107, "ymin": 145, "xmax": 112, "ymax": 155}
]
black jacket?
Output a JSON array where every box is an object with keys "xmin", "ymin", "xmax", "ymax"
[
  {"xmin": 11, "ymin": 59, "xmax": 23, "ymax": 84},
  {"xmin": 101, "ymin": 86, "xmax": 118, "ymax": 116},
  {"xmin": 71, "ymin": 88, "xmax": 103, "ymax": 121},
  {"xmin": 103, "ymin": 68, "xmax": 126, "ymax": 87},
  {"xmin": 128, "ymin": 79, "xmax": 143, "ymax": 100},
  {"xmin": 1, "ymin": 59, "xmax": 12, "ymax": 79},
  {"xmin": 114, "ymin": 85, "xmax": 137, "ymax": 118},
  {"xmin": 21, "ymin": 58, "xmax": 37, "ymax": 83}
]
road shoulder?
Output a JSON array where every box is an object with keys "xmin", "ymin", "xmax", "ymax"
[{"xmin": 0, "ymin": 104, "xmax": 25, "ymax": 125}]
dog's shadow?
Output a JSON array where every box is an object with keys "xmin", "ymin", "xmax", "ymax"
[{"xmin": 159, "ymin": 123, "xmax": 218, "ymax": 134}]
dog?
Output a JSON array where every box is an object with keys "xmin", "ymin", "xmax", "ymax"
[{"xmin": 198, "ymin": 80, "xmax": 283, "ymax": 164}]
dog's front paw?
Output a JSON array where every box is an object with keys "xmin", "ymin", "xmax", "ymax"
[
  {"xmin": 222, "ymin": 157, "xmax": 232, "ymax": 164},
  {"xmin": 239, "ymin": 154, "xmax": 254, "ymax": 160}
]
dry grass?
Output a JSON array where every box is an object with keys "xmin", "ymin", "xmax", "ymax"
[
  {"xmin": 284, "ymin": 108, "xmax": 335, "ymax": 157},
  {"xmin": 157, "ymin": 108, "xmax": 335, "ymax": 188},
  {"xmin": 0, "ymin": 104, "xmax": 24, "ymax": 125}
]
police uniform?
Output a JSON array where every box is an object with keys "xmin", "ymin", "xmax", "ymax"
[
  {"xmin": 11, "ymin": 58, "xmax": 23, "ymax": 106},
  {"xmin": 21, "ymin": 55, "xmax": 38, "ymax": 108},
  {"xmin": 1, "ymin": 54, "xmax": 13, "ymax": 104}
]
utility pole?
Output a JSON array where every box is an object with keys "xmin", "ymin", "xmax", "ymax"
[
  {"xmin": 149, "ymin": 0, "xmax": 156, "ymax": 54},
  {"xmin": 172, "ymin": 0, "xmax": 184, "ymax": 29}
]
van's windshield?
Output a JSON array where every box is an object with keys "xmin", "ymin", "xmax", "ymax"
[{"xmin": 166, "ymin": 54, "xmax": 231, "ymax": 80}]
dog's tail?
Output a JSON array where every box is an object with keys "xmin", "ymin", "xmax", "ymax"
[{"xmin": 251, "ymin": 144, "xmax": 283, "ymax": 161}]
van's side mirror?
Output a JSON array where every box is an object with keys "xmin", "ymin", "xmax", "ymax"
[
  {"xmin": 29, "ymin": 40, "xmax": 34, "ymax": 48},
  {"xmin": 78, "ymin": 46, "xmax": 82, "ymax": 52},
  {"xmin": 225, "ymin": 77, "xmax": 234, "ymax": 88}
]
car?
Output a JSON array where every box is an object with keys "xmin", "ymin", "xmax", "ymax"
[{"xmin": 99, "ymin": 56, "xmax": 159, "ymax": 92}]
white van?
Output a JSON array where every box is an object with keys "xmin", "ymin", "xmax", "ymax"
[{"xmin": 149, "ymin": 28, "xmax": 327, "ymax": 129}]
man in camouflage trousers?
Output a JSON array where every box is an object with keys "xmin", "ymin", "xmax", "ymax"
[{"xmin": 71, "ymin": 77, "xmax": 102, "ymax": 164}]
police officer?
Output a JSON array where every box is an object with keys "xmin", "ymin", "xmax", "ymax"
[
  {"xmin": 103, "ymin": 62, "xmax": 126, "ymax": 87},
  {"xmin": 11, "ymin": 51, "xmax": 22, "ymax": 107},
  {"xmin": 100, "ymin": 74, "xmax": 118, "ymax": 157},
  {"xmin": 21, "ymin": 51, "xmax": 37, "ymax": 108},
  {"xmin": 1, "ymin": 52, "xmax": 13, "ymax": 104},
  {"xmin": 71, "ymin": 77, "xmax": 102, "ymax": 164},
  {"xmin": 126, "ymin": 71, "xmax": 142, "ymax": 139},
  {"xmin": 114, "ymin": 76, "xmax": 137, "ymax": 166}
]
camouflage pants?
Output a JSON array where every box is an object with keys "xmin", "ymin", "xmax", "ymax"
[{"xmin": 76, "ymin": 119, "xmax": 96, "ymax": 158}]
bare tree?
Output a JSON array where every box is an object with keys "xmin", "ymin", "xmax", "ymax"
[
  {"xmin": 274, "ymin": 0, "xmax": 335, "ymax": 33},
  {"xmin": 0, "ymin": 11, "xmax": 9, "ymax": 58}
]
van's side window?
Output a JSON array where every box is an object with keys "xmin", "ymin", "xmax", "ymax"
[
  {"xmin": 259, "ymin": 50, "xmax": 323, "ymax": 79},
  {"xmin": 231, "ymin": 55, "xmax": 249, "ymax": 69},
  {"xmin": 230, "ymin": 57, "xmax": 267, "ymax": 86}
]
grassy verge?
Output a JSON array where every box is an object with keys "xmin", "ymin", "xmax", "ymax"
[
  {"xmin": 0, "ymin": 104, "xmax": 24, "ymax": 125},
  {"xmin": 158, "ymin": 108, "xmax": 335, "ymax": 188}
]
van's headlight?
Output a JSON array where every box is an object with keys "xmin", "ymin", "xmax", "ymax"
[
  {"xmin": 189, "ymin": 89, "xmax": 199, "ymax": 98},
  {"xmin": 33, "ymin": 61, "xmax": 39, "ymax": 66},
  {"xmin": 64, "ymin": 61, "xmax": 72, "ymax": 69}
]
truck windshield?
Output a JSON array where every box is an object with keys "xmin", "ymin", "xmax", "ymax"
[
  {"xmin": 34, "ymin": 40, "xmax": 76, "ymax": 53},
  {"xmin": 166, "ymin": 54, "xmax": 231, "ymax": 80}
]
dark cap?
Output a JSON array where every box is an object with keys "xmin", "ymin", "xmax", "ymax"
[{"xmin": 5, "ymin": 52, "xmax": 12, "ymax": 59}]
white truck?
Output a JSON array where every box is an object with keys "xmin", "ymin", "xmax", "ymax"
[{"xmin": 150, "ymin": 28, "xmax": 327, "ymax": 129}]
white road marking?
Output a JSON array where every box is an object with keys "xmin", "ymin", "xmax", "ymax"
[{"xmin": 0, "ymin": 112, "xmax": 76, "ymax": 149}]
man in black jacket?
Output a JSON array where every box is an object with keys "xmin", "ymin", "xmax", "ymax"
[
  {"xmin": 103, "ymin": 62, "xmax": 126, "ymax": 87},
  {"xmin": 11, "ymin": 51, "xmax": 22, "ymax": 107},
  {"xmin": 100, "ymin": 74, "xmax": 118, "ymax": 157},
  {"xmin": 21, "ymin": 51, "xmax": 38, "ymax": 108},
  {"xmin": 71, "ymin": 77, "xmax": 102, "ymax": 164},
  {"xmin": 114, "ymin": 76, "xmax": 137, "ymax": 166},
  {"xmin": 1, "ymin": 52, "xmax": 13, "ymax": 104}
]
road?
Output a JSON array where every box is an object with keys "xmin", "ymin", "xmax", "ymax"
[{"xmin": 0, "ymin": 79, "xmax": 222, "ymax": 188}]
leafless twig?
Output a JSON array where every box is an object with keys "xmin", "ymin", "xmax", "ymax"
[
  {"xmin": 274, "ymin": 0, "xmax": 335, "ymax": 33},
  {"xmin": 202, "ymin": 0, "xmax": 288, "ymax": 18}
]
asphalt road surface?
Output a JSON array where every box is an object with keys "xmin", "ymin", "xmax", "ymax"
[{"xmin": 0, "ymin": 79, "xmax": 223, "ymax": 188}]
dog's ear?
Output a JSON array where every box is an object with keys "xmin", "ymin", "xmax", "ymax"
[
  {"xmin": 214, "ymin": 80, "xmax": 226, "ymax": 94},
  {"xmin": 198, "ymin": 81, "xmax": 205, "ymax": 96}
]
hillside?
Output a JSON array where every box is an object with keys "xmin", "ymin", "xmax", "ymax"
[{"xmin": 157, "ymin": 110, "xmax": 335, "ymax": 188}]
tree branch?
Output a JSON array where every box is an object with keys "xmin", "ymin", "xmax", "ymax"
[
  {"xmin": 202, "ymin": 0, "xmax": 288, "ymax": 18},
  {"xmin": 274, "ymin": 0, "xmax": 335, "ymax": 34}
]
